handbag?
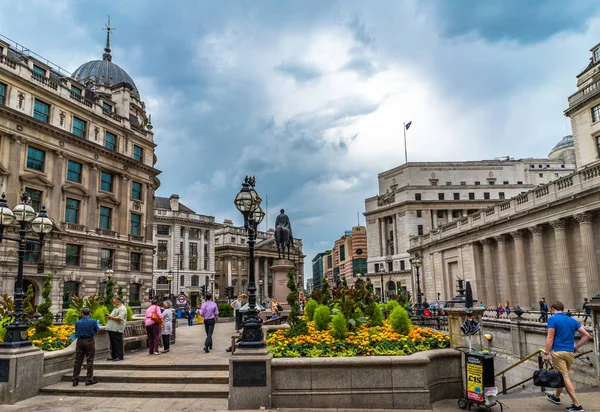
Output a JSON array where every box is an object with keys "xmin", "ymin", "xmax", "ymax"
[
  {"xmin": 151, "ymin": 306, "xmax": 164, "ymax": 327},
  {"xmin": 533, "ymin": 360, "xmax": 564, "ymax": 388},
  {"xmin": 277, "ymin": 304, "xmax": 283, "ymax": 312}
]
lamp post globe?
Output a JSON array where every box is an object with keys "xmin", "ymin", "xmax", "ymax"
[
  {"xmin": 0, "ymin": 193, "xmax": 15, "ymax": 226},
  {"xmin": 31, "ymin": 205, "xmax": 54, "ymax": 234},
  {"xmin": 105, "ymin": 269, "xmax": 114, "ymax": 279},
  {"xmin": 12, "ymin": 200, "xmax": 36, "ymax": 222}
]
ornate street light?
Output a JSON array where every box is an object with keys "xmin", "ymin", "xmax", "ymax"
[
  {"xmin": 0, "ymin": 192, "xmax": 54, "ymax": 347},
  {"xmin": 167, "ymin": 271, "xmax": 174, "ymax": 299},
  {"xmin": 233, "ymin": 176, "xmax": 264, "ymax": 348},
  {"xmin": 410, "ymin": 253, "xmax": 423, "ymax": 316}
]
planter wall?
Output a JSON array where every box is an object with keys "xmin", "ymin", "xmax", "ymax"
[{"xmin": 270, "ymin": 349, "xmax": 461, "ymax": 410}]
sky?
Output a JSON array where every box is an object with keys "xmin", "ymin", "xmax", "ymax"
[{"xmin": 2, "ymin": 0, "xmax": 600, "ymax": 284}]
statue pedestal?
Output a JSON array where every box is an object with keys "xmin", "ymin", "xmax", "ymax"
[
  {"xmin": 445, "ymin": 303, "xmax": 485, "ymax": 350},
  {"xmin": 270, "ymin": 259, "xmax": 294, "ymax": 309}
]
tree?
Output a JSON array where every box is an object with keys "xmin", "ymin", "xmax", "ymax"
[
  {"xmin": 117, "ymin": 285, "xmax": 124, "ymax": 302},
  {"xmin": 34, "ymin": 273, "xmax": 54, "ymax": 336},
  {"xmin": 105, "ymin": 277, "xmax": 115, "ymax": 312},
  {"xmin": 286, "ymin": 268, "xmax": 307, "ymax": 336},
  {"xmin": 23, "ymin": 284, "xmax": 35, "ymax": 319}
]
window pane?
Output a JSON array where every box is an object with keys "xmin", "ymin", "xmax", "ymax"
[
  {"xmin": 72, "ymin": 117, "xmax": 86, "ymax": 138},
  {"xmin": 99, "ymin": 206, "xmax": 112, "ymax": 229},
  {"xmin": 130, "ymin": 213, "xmax": 141, "ymax": 235},
  {"xmin": 71, "ymin": 86, "xmax": 82, "ymax": 95},
  {"xmin": 65, "ymin": 244, "xmax": 81, "ymax": 266},
  {"xmin": 100, "ymin": 248, "xmax": 113, "ymax": 268},
  {"xmin": 100, "ymin": 172, "xmax": 113, "ymax": 192},
  {"xmin": 0, "ymin": 82, "xmax": 6, "ymax": 105},
  {"xmin": 67, "ymin": 160, "xmax": 82, "ymax": 182},
  {"xmin": 105, "ymin": 132, "xmax": 116, "ymax": 151},
  {"xmin": 131, "ymin": 181, "xmax": 142, "ymax": 200},
  {"xmin": 129, "ymin": 284, "xmax": 141, "ymax": 303},
  {"xmin": 133, "ymin": 145, "xmax": 143, "ymax": 162},
  {"xmin": 33, "ymin": 99, "xmax": 49, "ymax": 123},
  {"xmin": 32, "ymin": 65, "xmax": 46, "ymax": 76},
  {"xmin": 130, "ymin": 252, "xmax": 141, "ymax": 271},
  {"xmin": 102, "ymin": 102, "xmax": 112, "ymax": 111},
  {"xmin": 24, "ymin": 242, "xmax": 41, "ymax": 262},
  {"xmin": 27, "ymin": 146, "xmax": 45, "ymax": 170},
  {"xmin": 25, "ymin": 187, "xmax": 43, "ymax": 212},
  {"xmin": 65, "ymin": 198, "xmax": 80, "ymax": 223},
  {"xmin": 157, "ymin": 225, "xmax": 169, "ymax": 235}
]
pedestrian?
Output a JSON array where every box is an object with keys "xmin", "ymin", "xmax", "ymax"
[
  {"xmin": 231, "ymin": 294, "xmax": 243, "ymax": 333},
  {"xmin": 504, "ymin": 301, "xmax": 511, "ymax": 317},
  {"xmin": 539, "ymin": 297, "xmax": 549, "ymax": 322},
  {"xmin": 161, "ymin": 300, "xmax": 173, "ymax": 353},
  {"xmin": 545, "ymin": 301, "xmax": 591, "ymax": 411},
  {"xmin": 72, "ymin": 307, "xmax": 100, "ymax": 387},
  {"xmin": 271, "ymin": 306, "xmax": 280, "ymax": 320},
  {"xmin": 582, "ymin": 298, "xmax": 591, "ymax": 324},
  {"xmin": 144, "ymin": 298, "xmax": 163, "ymax": 355},
  {"xmin": 496, "ymin": 304, "xmax": 504, "ymax": 318},
  {"xmin": 106, "ymin": 297, "xmax": 127, "ymax": 361},
  {"xmin": 186, "ymin": 306, "xmax": 194, "ymax": 327},
  {"xmin": 200, "ymin": 293, "xmax": 219, "ymax": 353}
]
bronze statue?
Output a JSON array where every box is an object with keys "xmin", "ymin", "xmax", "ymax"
[{"xmin": 275, "ymin": 209, "xmax": 293, "ymax": 259}]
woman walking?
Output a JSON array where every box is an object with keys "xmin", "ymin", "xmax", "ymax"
[
  {"xmin": 161, "ymin": 300, "xmax": 173, "ymax": 353},
  {"xmin": 144, "ymin": 299, "xmax": 163, "ymax": 355}
]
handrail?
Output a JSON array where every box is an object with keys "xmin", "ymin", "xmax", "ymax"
[{"xmin": 495, "ymin": 349, "xmax": 546, "ymax": 377}]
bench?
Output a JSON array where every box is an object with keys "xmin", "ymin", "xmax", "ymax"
[{"xmin": 123, "ymin": 320, "xmax": 147, "ymax": 350}]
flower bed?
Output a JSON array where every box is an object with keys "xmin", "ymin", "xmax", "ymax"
[
  {"xmin": 266, "ymin": 320, "xmax": 450, "ymax": 357},
  {"xmin": 28, "ymin": 325, "xmax": 75, "ymax": 351}
]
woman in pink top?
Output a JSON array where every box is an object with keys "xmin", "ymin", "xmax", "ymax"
[{"xmin": 145, "ymin": 299, "xmax": 163, "ymax": 355}]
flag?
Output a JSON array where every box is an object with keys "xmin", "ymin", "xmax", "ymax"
[{"xmin": 405, "ymin": 121, "xmax": 412, "ymax": 130}]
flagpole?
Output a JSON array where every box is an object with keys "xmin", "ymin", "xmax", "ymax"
[{"xmin": 403, "ymin": 122, "xmax": 408, "ymax": 164}]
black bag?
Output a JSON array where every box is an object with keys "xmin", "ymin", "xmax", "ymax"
[
  {"xmin": 277, "ymin": 305, "xmax": 283, "ymax": 312},
  {"xmin": 533, "ymin": 361, "xmax": 564, "ymax": 388}
]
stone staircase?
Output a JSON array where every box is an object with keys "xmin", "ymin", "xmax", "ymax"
[{"xmin": 39, "ymin": 362, "xmax": 229, "ymax": 399}]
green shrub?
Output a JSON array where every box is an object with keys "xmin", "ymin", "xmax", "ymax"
[
  {"xmin": 218, "ymin": 303, "xmax": 233, "ymax": 317},
  {"xmin": 92, "ymin": 306, "xmax": 110, "ymax": 325},
  {"xmin": 389, "ymin": 306, "xmax": 412, "ymax": 334},
  {"xmin": 369, "ymin": 304, "xmax": 384, "ymax": 326},
  {"xmin": 64, "ymin": 308, "xmax": 80, "ymax": 325},
  {"xmin": 305, "ymin": 299, "xmax": 318, "ymax": 320},
  {"xmin": 33, "ymin": 273, "xmax": 54, "ymax": 337},
  {"xmin": 386, "ymin": 300, "xmax": 400, "ymax": 313},
  {"xmin": 313, "ymin": 305, "xmax": 331, "ymax": 331},
  {"xmin": 126, "ymin": 306, "xmax": 134, "ymax": 321},
  {"xmin": 331, "ymin": 312, "xmax": 347, "ymax": 339}
]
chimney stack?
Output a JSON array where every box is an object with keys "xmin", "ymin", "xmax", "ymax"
[{"xmin": 169, "ymin": 194, "xmax": 180, "ymax": 212}]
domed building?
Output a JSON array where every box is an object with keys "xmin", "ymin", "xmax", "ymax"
[{"xmin": 548, "ymin": 135, "xmax": 576, "ymax": 164}]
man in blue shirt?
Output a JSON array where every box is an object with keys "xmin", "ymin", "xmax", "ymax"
[
  {"xmin": 544, "ymin": 301, "xmax": 590, "ymax": 411},
  {"xmin": 72, "ymin": 307, "xmax": 100, "ymax": 387}
]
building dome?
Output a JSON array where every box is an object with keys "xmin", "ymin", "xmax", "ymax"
[{"xmin": 549, "ymin": 135, "xmax": 576, "ymax": 162}]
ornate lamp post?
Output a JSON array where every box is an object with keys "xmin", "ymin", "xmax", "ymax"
[
  {"xmin": 210, "ymin": 274, "xmax": 215, "ymax": 295},
  {"xmin": 234, "ymin": 176, "xmax": 265, "ymax": 348},
  {"xmin": 104, "ymin": 268, "xmax": 114, "ymax": 303},
  {"xmin": 167, "ymin": 271, "xmax": 174, "ymax": 299},
  {"xmin": 410, "ymin": 253, "xmax": 423, "ymax": 316},
  {"xmin": 0, "ymin": 193, "xmax": 53, "ymax": 347}
]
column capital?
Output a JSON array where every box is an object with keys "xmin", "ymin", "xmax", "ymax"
[
  {"xmin": 574, "ymin": 212, "xmax": 595, "ymax": 225},
  {"xmin": 480, "ymin": 238, "xmax": 493, "ymax": 246},
  {"xmin": 528, "ymin": 224, "xmax": 545, "ymax": 235},
  {"xmin": 494, "ymin": 234, "xmax": 507, "ymax": 243},
  {"xmin": 510, "ymin": 230, "xmax": 525, "ymax": 239},
  {"xmin": 550, "ymin": 219, "xmax": 566, "ymax": 230}
]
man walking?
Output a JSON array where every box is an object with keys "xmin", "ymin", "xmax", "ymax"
[
  {"xmin": 186, "ymin": 306, "xmax": 195, "ymax": 327},
  {"xmin": 539, "ymin": 297, "xmax": 549, "ymax": 322},
  {"xmin": 72, "ymin": 308, "xmax": 100, "ymax": 386},
  {"xmin": 545, "ymin": 301, "xmax": 591, "ymax": 411},
  {"xmin": 106, "ymin": 297, "xmax": 128, "ymax": 361},
  {"xmin": 200, "ymin": 293, "xmax": 219, "ymax": 353},
  {"xmin": 582, "ymin": 298, "xmax": 591, "ymax": 324}
]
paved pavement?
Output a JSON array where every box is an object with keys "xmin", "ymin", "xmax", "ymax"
[{"xmin": 4, "ymin": 319, "xmax": 600, "ymax": 411}]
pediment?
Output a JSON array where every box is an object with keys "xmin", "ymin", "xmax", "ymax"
[
  {"xmin": 61, "ymin": 182, "xmax": 90, "ymax": 198},
  {"xmin": 19, "ymin": 172, "xmax": 53, "ymax": 188},
  {"xmin": 97, "ymin": 192, "xmax": 120, "ymax": 206},
  {"xmin": 0, "ymin": 163, "xmax": 8, "ymax": 176}
]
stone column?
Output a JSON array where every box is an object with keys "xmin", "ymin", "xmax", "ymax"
[
  {"xmin": 119, "ymin": 175, "xmax": 129, "ymax": 236},
  {"xmin": 393, "ymin": 214, "xmax": 399, "ymax": 255},
  {"xmin": 575, "ymin": 212, "xmax": 600, "ymax": 298},
  {"xmin": 227, "ymin": 258, "xmax": 232, "ymax": 287},
  {"xmin": 263, "ymin": 258, "xmax": 269, "ymax": 299},
  {"xmin": 481, "ymin": 238, "xmax": 495, "ymax": 308},
  {"xmin": 199, "ymin": 229, "xmax": 205, "ymax": 271},
  {"xmin": 528, "ymin": 224, "xmax": 549, "ymax": 302},
  {"xmin": 86, "ymin": 165, "xmax": 98, "ymax": 230},
  {"xmin": 379, "ymin": 218, "xmax": 386, "ymax": 256},
  {"xmin": 510, "ymin": 230, "xmax": 530, "ymax": 308},
  {"xmin": 550, "ymin": 219, "xmax": 574, "ymax": 309},
  {"xmin": 183, "ymin": 228, "xmax": 189, "ymax": 270},
  {"xmin": 494, "ymin": 234, "xmax": 512, "ymax": 305}
]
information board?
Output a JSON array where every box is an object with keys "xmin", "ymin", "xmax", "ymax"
[{"xmin": 466, "ymin": 357, "xmax": 483, "ymax": 402}]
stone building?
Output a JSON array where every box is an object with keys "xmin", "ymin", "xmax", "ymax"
[
  {"xmin": 407, "ymin": 43, "xmax": 600, "ymax": 309},
  {"xmin": 364, "ymin": 151, "xmax": 576, "ymax": 301},
  {"xmin": 330, "ymin": 226, "xmax": 368, "ymax": 285},
  {"xmin": 0, "ymin": 31, "xmax": 160, "ymax": 312},
  {"xmin": 151, "ymin": 194, "xmax": 217, "ymax": 308},
  {"xmin": 311, "ymin": 252, "xmax": 325, "ymax": 290},
  {"xmin": 214, "ymin": 220, "xmax": 304, "ymax": 301}
]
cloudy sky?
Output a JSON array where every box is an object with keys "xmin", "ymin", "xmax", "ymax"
[{"xmin": 2, "ymin": 0, "xmax": 599, "ymax": 282}]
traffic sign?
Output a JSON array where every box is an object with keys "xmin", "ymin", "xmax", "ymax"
[{"xmin": 176, "ymin": 294, "xmax": 187, "ymax": 305}]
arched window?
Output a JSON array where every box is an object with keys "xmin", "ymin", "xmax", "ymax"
[
  {"xmin": 180, "ymin": 275, "xmax": 185, "ymax": 287},
  {"xmin": 386, "ymin": 280, "xmax": 396, "ymax": 296},
  {"xmin": 191, "ymin": 275, "xmax": 199, "ymax": 286},
  {"xmin": 157, "ymin": 276, "xmax": 168, "ymax": 285},
  {"xmin": 63, "ymin": 281, "xmax": 79, "ymax": 309}
]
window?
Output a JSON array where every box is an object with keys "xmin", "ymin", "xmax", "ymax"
[
  {"xmin": 417, "ymin": 225, "xmax": 424, "ymax": 235},
  {"xmin": 431, "ymin": 181, "xmax": 437, "ymax": 186},
  {"xmin": 191, "ymin": 275, "xmax": 199, "ymax": 287},
  {"xmin": 129, "ymin": 284, "xmax": 141, "ymax": 304},
  {"xmin": 231, "ymin": 237, "xmax": 236, "ymax": 243},
  {"xmin": 25, "ymin": 188, "xmax": 42, "ymax": 211},
  {"xmin": 539, "ymin": 173, "xmax": 544, "ymax": 178},
  {"xmin": 180, "ymin": 227, "xmax": 185, "ymax": 237},
  {"xmin": 593, "ymin": 104, "xmax": 600, "ymax": 122},
  {"xmin": 71, "ymin": 85, "xmax": 82, "ymax": 95},
  {"xmin": 65, "ymin": 198, "xmax": 80, "ymax": 223},
  {"xmin": 24, "ymin": 242, "xmax": 41, "ymax": 263},
  {"xmin": 99, "ymin": 206, "xmax": 112, "ymax": 229},
  {"xmin": 67, "ymin": 160, "xmax": 82, "ymax": 182},
  {"xmin": 129, "ymin": 213, "xmax": 142, "ymax": 236},
  {"xmin": 33, "ymin": 99, "xmax": 50, "ymax": 123},
  {"xmin": 100, "ymin": 172, "xmax": 113, "ymax": 192},
  {"xmin": 460, "ymin": 181, "xmax": 466, "ymax": 186},
  {"xmin": 133, "ymin": 145, "xmax": 143, "ymax": 162},
  {"xmin": 474, "ymin": 181, "xmax": 481, "ymax": 185},
  {"xmin": 32, "ymin": 65, "xmax": 46, "ymax": 76},
  {"xmin": 517, "ymin": 181, "xmax": 523, "ymax": 185},
  {"xmin": 102, "ymin": 102, "xmax": 112, "ymax": 112},
  {"xmin": 130, "ymin": 252, "xmax": 141, "ymax": 271},
  {"xmin": 180, "ymin": 275, "xmax": 185, "ymax": 287},
  {"xmin": 131, "ymin": 181, "xmax": 143, "ymax": 200},
  {"xmin": 595, "ymin": 48, "xmax": 600, "ymax": 62},
  {"xmin": 538, "ymin": 165, "xmax": 542, "ymax": 168},
  {"xmin": 416, "ymin": 210, "xmax": 422, "ymax": 218},
  {"xmin": 157, "ymin": 225, "xmax": 170, "ymax": 235},
  {"xmin": 241, "ymin": 260, "xmax": 246, "ymax": 270},
  {"xmin": 157, "ymin": 256, "xmax": 167, "ymax": 270},
  {"xmin": 72, "ymin": 117, "xmax": 86, "ymax": 138},
  {"xmin": 65, "ymin": 244, "xmax": 81, "ymax": 266},
  {"xmin": 530, "ymin": 165, "xmax": 535, "ymax": 168},
  {"xmin": 446, "ymin": 182, "xmax": 452, "ymax": 186},
  {"xmin": 499, "ymin": 192, "xmax": 505, "ymax": 200},
  {"xmin": 63, "ymin": 281, "xmax": 79, "ymax": 309},
  {"xmin": 104, "ymin": 131, "xmax": 116, "ymax": 151},
  {"xmin": 100, "ymin": 248, "xmax": 113, "ymax": 269},
  {"xmin": 157, "ymin": 240, "xmax": 168, "ymax": 255},
  {"xmin": 468, "ymin": 192, "xmax": 475, "ymax": 200},
  {"xmin": 327, "ymin": 255, "xmax": 333, "ymax": 268},
  {"xmin": 340, "ymin": 245, "xmax": 346, "ymax": 261},
  {"xmin": 554, "ymin": 173, "xmax": 559, "ymax": 178},
  {"xmin": 189, "ymin": 243, "xmax": 198, "ymax": 270},
  {"xmin": 415, "ymin": 193, "xmax": 422, "ymax": 201},
  {"xmin": 0, "ymin": 82, "xmax": 6, "ymax": 105},
  {"xmin": 27, "ymin": 146, "xmax": 45, "ymax": 171},
  {"xmin": 489, "ymin": 181, "xmax": 495, "ymax": 185},
  {"xmin": 437, "ymin": 210, "xmax": 444, "ymax": 218},
  {"xmin": 452, "ymin": 210, "xmax": 461, "ymax": 218},
  {"xmin": 438, "ymin": 193, "xmax": 445, "ymax": 200},
  {"xmin": 503, "ymin": 181, "xmax": 509, "ymax": 185},
  {"xmin": 561, "ymin": 165, "xmax": 565, "ymax": 169},
  {"xmin": 453, "ymin": 193, "xmax": 460, "ymax": 200}
]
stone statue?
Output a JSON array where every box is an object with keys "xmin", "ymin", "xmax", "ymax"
[{"xmin": 275, "ymin": 209, "xmax": 293, "ymax": 260}]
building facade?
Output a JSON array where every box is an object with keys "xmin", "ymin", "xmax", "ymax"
[
  {"xmin": 0, "ymin": 32, "xmax": 160, "ymax": 311},
  {"xmin": 152, "ymin": 194, "xmax": 217, "ymax": 308},
  {"xmin": 364, "ymin": 151, "xmax": 576, "ymax": 301},
  {"xmin": 214, "ymin": 220, "xmax": 304, "ymax": 301},
  {"xmin": 311, "ymin": 252, "xmax": 324, "ymax": 290},
  {"xmin": 407, "ymin": 44, "xmax": 600, "ymax": 310}
]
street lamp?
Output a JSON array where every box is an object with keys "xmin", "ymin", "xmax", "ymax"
[
  {"xmin": 167, "ymin": 271, "xmax": 174, "ymax": 299},
  {"xmin": 0, "ymin": 192, "xmax": 53, "ymax": 347},
  {"xmin": 410, "ymin": 253, "xmax": 423, "ymax": 316},
  {"xmin": 233, "ymin": 176, "xmax": 264, "ymax": 348},
  {"xmin": 104, "ymin": 268, "xmax": 114, "ymax": 303}
]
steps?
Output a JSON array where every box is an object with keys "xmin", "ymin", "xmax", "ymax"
[{"xmin": 40, "ymin": 363, "xmax": 230, "ymax": 399}]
